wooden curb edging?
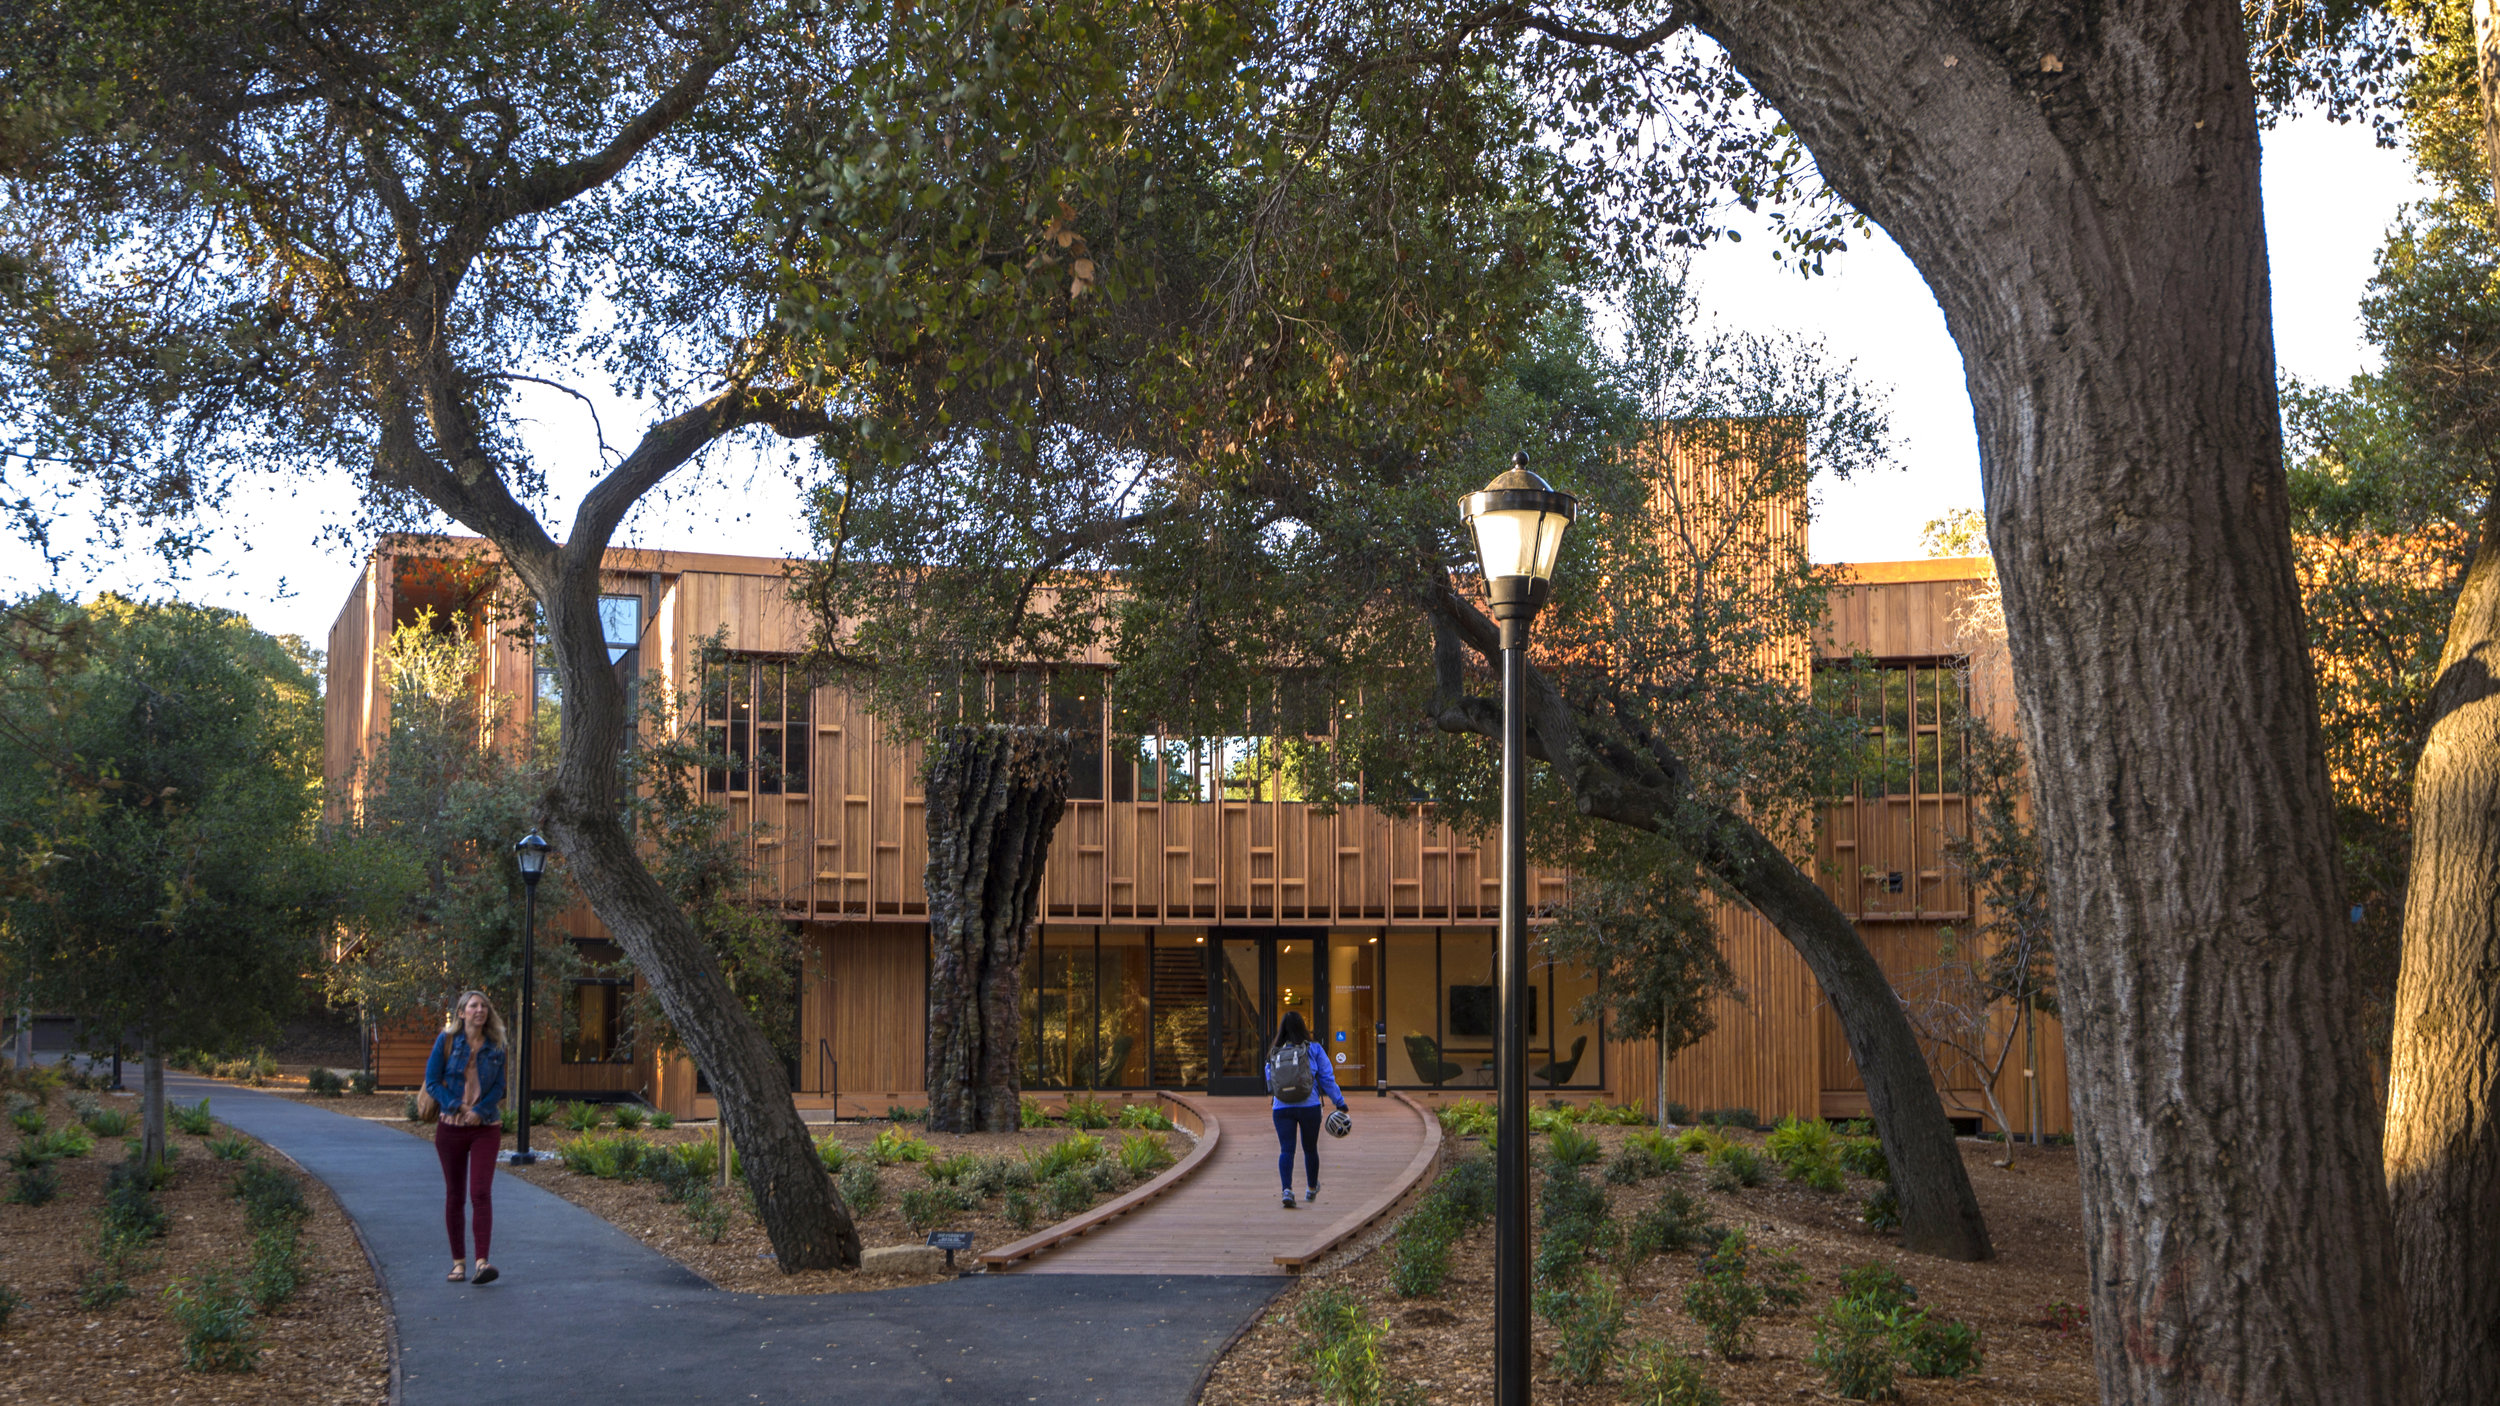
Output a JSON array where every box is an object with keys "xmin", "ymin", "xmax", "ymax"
[
  {"xmin": 1272, "ymin": 1091, "xmax": 1443, "ymax": 1273},
  {"xmin": 977, "ymin": 1091, "xmax": 1219, "ymax": 1269}
]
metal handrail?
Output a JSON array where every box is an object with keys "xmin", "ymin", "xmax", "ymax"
[{"xmin": 818, "ymin": 1038, "xmax": 839, "ymax": 1119}]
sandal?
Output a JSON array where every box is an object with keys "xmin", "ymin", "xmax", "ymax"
[
  {"xmin": 471, "ymin": 1262, "xmax": 499, "ymax": 1286},
  {"xmin": 447, "ymin": 1263, "xmax": 467, "ymax": 1283}
]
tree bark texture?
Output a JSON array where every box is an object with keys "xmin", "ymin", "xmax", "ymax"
[
  {"xmin": 2385, "ymin": 505, "xmax": 2500, "ymax": 1406},
  {"xmin": 2379, "ymin": 13, "xmax": 2500, "ymax": 1400},
  {"xmin": 1426, "ymin": 592, "xmax": 1995, "ymax": 1260},
  {"xmin": 522, "ymin": 551, "xmax": 860, "ymax": 1273},
  {"xmin": 922, "ymin": 725, "xmax": 1072, "ymax": 1134},
  {"xmin": 1686, "ymin": 1, "xmax": 2417, "ymax": 1398},
  {"xmin": 140, "ymin": 1044, "xmax": 165, "ymax": 1172}
]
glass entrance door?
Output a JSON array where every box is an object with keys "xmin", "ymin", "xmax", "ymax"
[{"xmin": 1206, "ymin": 932, "xmax": 1322, "ymax": 1096}]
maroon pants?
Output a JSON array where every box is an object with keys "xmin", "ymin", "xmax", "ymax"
[{"xmin": 434, "ymin": 1122, "xmax": 499, "ymax": 1261}]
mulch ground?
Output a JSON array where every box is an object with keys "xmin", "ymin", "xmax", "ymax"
[
  {"xmin": 0, "ymin": 1090, "xmax": 390, "ymax": 1406},
  {"xmin": 1202, "ymin": 1123, "xmax": 2094, "ymax": 1406}
]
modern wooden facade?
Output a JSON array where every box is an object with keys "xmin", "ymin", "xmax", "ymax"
[{"xmin": 327, "ymin": 538, "xmax": 2071, "ymax": 1136}]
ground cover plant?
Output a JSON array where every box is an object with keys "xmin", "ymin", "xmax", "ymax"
[
  {"xmin": 0, "ymin": 1091, "xmax": 387, "ymax": 1399},
  {"xmin": 1203, "ymin": 1119, "xmax": 2092, "ymax": 1405}
]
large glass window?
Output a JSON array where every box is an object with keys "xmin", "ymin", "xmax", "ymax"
[
  {"xmin": 1149, "ymin": 931, "xmax": 1209, "ymax": 1087},
  {"xmin": 1815, "ymin": 658, "xmax": 1968, "ymax": 798},
  {"xmin": 1093, "ymin": 929, "xmax": 1150, "ymax": 1087},
  {"xmin": 565, "ymin": 941, "xmax": 630, "ymax": 1064},
  {"xmin": 702, "ymin": 655, "xmax": 811, "ymax": 797},
  {"xmin": 1327, "ymin": 933, "xmax": 1379, "ymax": 1090},
  {"xmin": 1018, "ymin": 929, "xmax": 1092, "ymax": 1090},
  {"xmin": 1383, "ymin": 932, "xmax": 1443, "ymax": 1086}
]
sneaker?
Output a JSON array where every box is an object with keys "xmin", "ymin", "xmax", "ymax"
[
  {"xmin": 1304, "ymin": 1187, "xmax": 1320, "ymax": 1203},
  {"xmin": 1281, "ymin": 1192, "xmax": 1298, "ymax": 1209}
]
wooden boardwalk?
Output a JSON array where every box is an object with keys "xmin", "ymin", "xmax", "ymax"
[{"xmin": 1015, "ymin": 1094, "xmax": 1437, "ymax": 1276}]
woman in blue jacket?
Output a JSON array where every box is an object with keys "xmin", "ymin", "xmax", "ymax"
[
  {"xmin": 425, "ymin": 989, "xmax": 508, "ymax": 1284},
  {"xmin": 1265, "ymin": 1010, "xmax": 1348, "ymax": 1209}
]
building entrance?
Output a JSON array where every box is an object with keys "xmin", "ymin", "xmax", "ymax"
[{"xmin": 1207, "ymin": 931, "xmax": 1324, "ymax": 1097}]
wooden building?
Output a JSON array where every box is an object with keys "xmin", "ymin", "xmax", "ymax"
[{"xmin": 326, "ymin": 537, "xmax": 2071, "ymax": 1136}]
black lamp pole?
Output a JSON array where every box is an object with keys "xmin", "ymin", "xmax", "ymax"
[
  {"xmin": 512, "ymin": 831, "xmax": 550, "ymax": 1165},
  {"xmin": 1461, "ymin": 452, "xmax": 1574, "ymax": 1406}
]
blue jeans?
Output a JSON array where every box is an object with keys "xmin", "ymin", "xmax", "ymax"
[{"xmin": 1273, "ymin": 1105, "xmax": 1323, "ymax": 1192}]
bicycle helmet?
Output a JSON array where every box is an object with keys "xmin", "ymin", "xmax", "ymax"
[{"xmin": 1325, "ymin": 1108, "xmax": 1352, "ymax": 1138}]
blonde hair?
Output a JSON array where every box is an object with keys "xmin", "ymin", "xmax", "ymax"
[{"xmin": 450, "ymin": 990, "xmax": 509, "ymax": 1049}]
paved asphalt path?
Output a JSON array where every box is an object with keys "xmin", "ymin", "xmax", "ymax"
[{"xmin": 168, "ymin": 1077, "xmax": 1280, "ymax": 1406}]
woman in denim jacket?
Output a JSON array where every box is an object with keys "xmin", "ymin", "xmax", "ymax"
[{"xmin": 425, "ymin": 990, "xmax": 508, "ymax": 1284}]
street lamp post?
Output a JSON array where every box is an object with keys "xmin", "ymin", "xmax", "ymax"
[
  {"xmin": 1461, "ymin": 452, "xmax": 1575, "ymax": 1406},
  {"xmin": 511, "ymin": 831, "xmax": 551, "ymax": 1166}
]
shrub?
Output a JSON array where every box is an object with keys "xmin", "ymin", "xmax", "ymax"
[
  {"xmin": 837, "ymin": 1160, "xmax": 883, "ymax": 1215},
  {"xmin": 1895, "ymin": 1310, "xmax": 1983, "ymax": 1378},
  {"xmin": 612, "ymin": 1104, "xmax": 648, "ymax": 1131},
  {"xmin": 1839, "ymin": 1136, "xmax": 1889, "ymax": 1182},
  {"xmin": 650, "ymin": 1110, "xmax": 676, "ymax": 1130},
  {"xmin": 81, "ymin": 1105, "xmax": 131, "ymax": 1138},
  {"xmin": 1534, "ymin": 1167, "xmax": 1616, "ymax": 1285},
  {"xmin": 1064, "ymin": 1094, "xmax": 1115, "ymax": 1129},
  {"xmin": 869, "ymin": 1126, "xmax": 931, "ymax": 1165},
  {"xmin": 558, "ymin": 1102, "xmax": 605, "ymax": 1133},
  {"xmin": 247, "ymin": 1225, "xmax": 304, "ymax": 1309},
  {"xmin": 231, "ymin": 1162, "xmax": 309, "ymax": 1230},
  {"xmin": 0, "ymin": 1281, "xmax": 17, "ymax": 1331},
  {"xmin": 1624, "ymin": 1187, "xmax": 1713, "ymax": 1261},
  {"xmin": 1698, "ymin": 1108, "xmax": 1759, "ymax": 1130},
  {"xmin": 1002, "ymin": 1187, "xmax": 1039, "ymax": 1231},
  {"xmin": 559, "ymin": 1131, "xmax": 646, "ymax": 1181},
  {"xmin": 1837, "ymin": 1263, "xmax": 1918, "ymax": 1313},
  {"xmin": 347, "ymin": 1069, "xmax": 377, "ymax": 1097},
  {"xmin": 1295, "ymin": 1286, "xmax": 1402, "ymax": 1406},
  {"xmin": 1759, "ymin": 1247, "xmax": 1809, "ymax": 1310},
  {"xmin": 814, "ymin": 1134, "xmax": 850, "ymax": 1174},
  {"xmin": 1024, "ymin": 1132, "xmax": 1101, "ymax": 1179},
  {"xmin": 886, "ymin": 1104, "xmax": 926, "ymax": 1123},
  {"xmin": 1117, "ymin": 1130, "xmax": 1176, "ymax": 1180},
  {"xmin": 1672, "ymin": 1127, "xmax": 1728, "ymax": 1159},
  {"xmin": 207, "ymin": 1133, "xmax": 255, "ymax": 1161},
  {"xmin": 1607, "ymin": 1130, "xmax": 1681, "ymax": 1185},
  {"xmin": 1527, "ymin": 1104, "xmax": 1577, "ymax": 1135},
  {"xmin": 527, "ymin": 1098, "xmax": 556, "ymax": 1127},
  {"xmin": 1535, "ymin": 1272, "xmax": 1627, "ymax": 1384},
  {"xmin": 1683, "ymin": 1232, "xmax": 1769, "ymax": 1360},
  {"xmin": 1622, "ymin": 1341, "xmax": 1723, "ymax": 1406},
  {"xmin": 1765, "ymin": 1117, "xmax": 1846, "ymax": 1191},
  {"xmin": 1436, "ymin": 1101, "xmax": 1494, "ymax": 1138},
  {"xmin": 1580, "ymin": 1100, "xmax": 1651, "ymax": 1126},
  {"xmin": 1438, "ymin": 1154, "xmax": 1497, "ymax": 1223},
  {"xmin": 103, "ymin": 1160, "xmax": 169, "ymax": 1240},
  {"xmin": 1020, "ymin": 1097, "xmax": 1057, "ymax": 1129},
  {"xmin": 1705, "ymin": 1145, "xmax": 1767, "ymax": 1191},
  {"xmin": 165, "ymin": 1271, "xmax": 261, "ymax": 1370},
  {"xmin": 966, "ymin": 1154, "xmax": 1017, "ymax": 1199},
  {"xmin": 1116, "ymin": 1102, "xmax": 1174, "ymax": 1130},
  {"xmin": 1860, "ymin": 1183, "xmax": 1903, "ymax": 1232},
  {"xmin": 403, "ymin": 1093, "xmax": 425, "ymax": 1122},
  {"xmin": 9, "ymin": 1161, "xmax": 59, "ymax": 1206},
  {"xmin": 1546, "ymin": 1122, "xmax": 1603, "ymax": 1168},
  {"xmin": 1044, "ymin": 1169, "xmax": 1094, "ymax": 1220},
  {"xmin": 9, "ymin": 1105, "xmax": 45, "ymax": 1136},
  {"xmin": 900, "ymin": 1184, "xmax": 971, "ymax": 1232},
  {"xmin": 19, "ymin": 1125, "xmax": 94, "ymax": 1162},
  {"xmin": 1664, "ymin": 1101, "xmax": 1695, "ymax": 1125},
  {"xmin": 1809, "ymin": 1295, "xmax": 1899, "ymax": 1401},
  {"xmin": 306, "ymin": 1067, "xmax": 345, "ymax": 1097},
  {"xmin": 1387, "ymin": 1213, "xmax": 1456, "ymax": 1297},
  {"xmin": 924, "ymin": 1153, "xmax": 978, "ymax": 1184},
  {"xmin": 76, "ymin": 1264, "xmax": 134, "ymax": 1310},
  {"xmin": 169, "ymin": 1099, "xmax": 215, "ymax": 1135},
  {"xmin": 683, "ymin": 1185, "xmax": 731, "ymax": 1243}
]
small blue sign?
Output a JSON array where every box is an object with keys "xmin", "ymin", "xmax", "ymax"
[{"xmin": 1335, "ymin": 1031, "xmax": 1346, "ymax": 1042}]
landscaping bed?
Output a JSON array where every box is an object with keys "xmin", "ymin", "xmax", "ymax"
[
  {"xmin": 0, "ymin": 1074, "xmax": 390, "ymax": 1406},
  {"xmin": 1203, "ymin": 1111, "xmax": 2094, "ymax": 1405},
  {"xmin": 355, "ymin": 1095, "xmax": 1194, "ymax": 1294}
]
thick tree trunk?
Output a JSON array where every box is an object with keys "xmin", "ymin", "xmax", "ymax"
[
  {"xmin": 923, "ymin": 725, "xmax": 1072, "ymax": 1134},
  {"xmin": 140, "ymin": 1042, "xmax": 164, "ymax": 1172},
  {"xmin": 2385, "ymin": 495, "xmax": 2500, "ymax": 1403},
  {"xmin": 2380, "ymin": 12, "xmax": 2500, "ymax": 1400},
  {"xmin": 1687, "ymin": 1, "xmax": 2419, "ymax": 1398},
  {"xmin": 527, "ymin": 554, "xmax": 859, "ymax": 1273},
  {"xmin": 1701, "ymin": 820, "xmax": 1994, "ymax": 1259},
  {"xmin": 1427, "ymin": 596, "xmax": 1995, "ymax": 1259}
]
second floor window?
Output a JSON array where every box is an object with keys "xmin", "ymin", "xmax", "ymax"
[
  {"xmin": 1815, "ymin": 657, "xmax": 1969, "ymax": 798},
  {"xmin": 703, "ymin": 655, "xmax": 810, "ymax": 796}
]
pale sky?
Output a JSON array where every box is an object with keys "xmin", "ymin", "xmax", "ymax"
[{"xmin": 0, "ymin": 110, "xmax": 2433, "ymax": 651}]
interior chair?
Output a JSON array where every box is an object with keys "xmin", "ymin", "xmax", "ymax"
[
  {"xmin": 1533, "ymin": 1034, "xmax": 1589, "ymax": 1087},
  {"xmin": 1404, "ymin": 1034, "xmax": 1466, "ymax": 1088},
  {"xmin": 1090, "ymin": 1033, "xmax": 1136, "ymax": 1089}
]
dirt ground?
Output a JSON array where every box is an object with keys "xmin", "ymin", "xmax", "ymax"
[
  {"xmin": 1203, "ymin": 1123, "xmax": 2094, "ymax": 1406},
  {"xmin": 0, "ymin": 1089, "xmax": 390, "ymax": 1406}
]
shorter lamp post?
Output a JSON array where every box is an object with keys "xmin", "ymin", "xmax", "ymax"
[
  {"xmin": 1460, "ymin": 451, "xmax": 1574, "ymax": 1406},
  {"xmin": 511, "ymin": 831, "xmax": 550, "ymax": 1166}
]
